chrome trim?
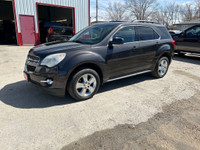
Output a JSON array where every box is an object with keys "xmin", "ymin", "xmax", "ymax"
[
  {"xmin": 27, "ymin": 55, "xmax": 40, "ymax": 63},
  {"xmin": 28, "ymin": 58, "xmax": 40, "ymax": 63},
  {"xmin": 108, "ymin": 25, "xmax": 161, "ymax": 45},
  {"xmin": 106, "ymin": 70, "xmax": 152, "ymax": 82},
  {"xmin": 40, "ymin": 79, "xmax": 54, "ymax": 85}
]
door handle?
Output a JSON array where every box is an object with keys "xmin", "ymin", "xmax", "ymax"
[{"xmin": 156, "ymin": 42, "xmax": 159, "ymax": 46}]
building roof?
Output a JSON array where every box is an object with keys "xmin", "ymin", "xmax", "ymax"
[{"xmin": 174, "ymin": 19, "xmax": 200, "ymax": 25}]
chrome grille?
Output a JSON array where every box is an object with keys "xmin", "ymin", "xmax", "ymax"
[{"xmin": 27, "ymin": 55, "xmax": 40, "ymax": 63}]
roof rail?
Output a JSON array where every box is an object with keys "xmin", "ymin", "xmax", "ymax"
[
  {"xmin": 132, "ymin": 20, "xmax": 161, "ymax": 24},
  {"xmin": 109, "ymin": 21, "xmax": 127, "ymax": 22}
]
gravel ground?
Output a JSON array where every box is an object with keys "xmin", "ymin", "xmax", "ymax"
[
  {"xmin": 62, "ymin": 93, "xmax": 200, "ymax": 150},
  {"xmin": 0, "ymin": 45, "xmax": 200, "ymax": 150}
]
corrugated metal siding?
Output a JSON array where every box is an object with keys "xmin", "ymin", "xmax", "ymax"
[{"xmin": 14, "ymin": 0, "xmax": 89, "ymax": 33}]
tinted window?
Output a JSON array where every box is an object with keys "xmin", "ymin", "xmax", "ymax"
[
  {"xmin": 136, "ymin": 26, "xmax": 159, "ymax": 41},
  {"xmin": 156, "ymin": 27, "xmax": 171, "ymax": 39},
  {"xmin": 186, "ymin": 26, "xmax": 200, "ymax": 37},
  {"xmin": 69, "ymin": 24, "xmax": 117, "ymax": 44},
  {"xmin": 113, "ymin": 26, "xmax": 136, "ymax": 43}
]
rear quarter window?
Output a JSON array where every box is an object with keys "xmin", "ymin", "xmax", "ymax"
[
  {"xmin": 136, "ymin": 26, "xmax": 159, "ymax": 41},
  {"xmin": 156, "ymin": 27, "xmax": 171, "ymax": 39}
]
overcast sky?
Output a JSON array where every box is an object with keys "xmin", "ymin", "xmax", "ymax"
[{"xmin": 90, "ymin": 0, "xmax": 195, "ymax": 21}]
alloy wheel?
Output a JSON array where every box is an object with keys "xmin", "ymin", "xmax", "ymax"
[{"xmin": 75, "ymin": 73, "xmax": 97, "ymax": 97}]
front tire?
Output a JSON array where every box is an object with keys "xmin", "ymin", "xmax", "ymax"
[
  {"xmin": 67, "ymin": 68, "xmax": 100, "ymax": 101},
  {"xmin": 152, "ymin": 57, "xmax": 169, "ymax": 78}
]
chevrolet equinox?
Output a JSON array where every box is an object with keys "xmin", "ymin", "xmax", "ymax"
[{"xmin": 24, "ymin": 22, "xmax": 175, "ymax": 100}]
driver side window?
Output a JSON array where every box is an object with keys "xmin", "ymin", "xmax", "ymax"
[
  {"xmin": 186, "ymin": 26, "xmax": 200, "ymax": 38},
  {"xmin": 113, "ymin": 26, "xmax": 136, "ymax": 43}
]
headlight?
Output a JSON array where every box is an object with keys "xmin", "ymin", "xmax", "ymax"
[{"xmin": 41, "ymin": 53, "xmax": 66, "ymax": 67}]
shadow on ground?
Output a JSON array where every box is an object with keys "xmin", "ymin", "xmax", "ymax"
[
  {"xmin": 174, "ymin": 54, "xmax": 200, "ymax": 65},
  {"xmin": 0, "ymin": 73, "xmax": 154, "ymax": 109},
  {"xmin": 0, "ymin": 81, "xmax": 74, "ymax": 109}
]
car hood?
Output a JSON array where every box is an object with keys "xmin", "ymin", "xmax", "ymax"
[{"xmin": 30, "ymin": 41, "xmax": 90, "ymax": 57}]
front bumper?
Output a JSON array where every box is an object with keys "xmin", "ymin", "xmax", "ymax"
[{"xmin": 24, "ymin": 57, "xmax": 67, "ymax": 97}]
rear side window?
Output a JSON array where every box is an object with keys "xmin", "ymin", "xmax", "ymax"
[
  {"xmin": 113, "ymin": 26, "xmax": 136, "ymax": 43},
  {"xmin": 136, "ymin": 26, "xmax": 159, "ymax": 41},
  {"xmin": 156, "ymin": 27, "xmax": 171, "ymax": 39}
]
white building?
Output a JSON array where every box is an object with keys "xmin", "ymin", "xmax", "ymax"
[{"xmin": 0, "ymin": 0, "xmax": 90, "ymax": 46}]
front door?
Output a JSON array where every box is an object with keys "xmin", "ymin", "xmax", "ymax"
[
  {"xmin": 106, "ymin": 26, "xmax": 141, "ymax": 79},
  {"xmin": 176, "ymin": 25, "xmax": 200, "ymax": 53},
  {"xmin": 19, "ymin": 15, "xmax": 36, "ymax": 45}
]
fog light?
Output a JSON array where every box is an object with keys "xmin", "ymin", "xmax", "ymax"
[{"xmin": 40, "ymin": 79, "xmax": 53, "ymax": 85}]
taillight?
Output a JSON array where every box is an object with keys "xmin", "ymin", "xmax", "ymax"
[
  {"xmin": 48, "ymin": 28, "xmax": 53, "ymax": 34},
  {"xmin": 172, "ymin": 40, "xmax": 175, "ymax": 48}
]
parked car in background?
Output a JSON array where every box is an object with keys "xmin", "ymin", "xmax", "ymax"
[
  {"xmin": 39, "ymin": 22, "xmax": 74, "ymax": 43},
  {"xmin": 169, "ymin": 30, "xmax": 182, "ymax": 37},
  {"xmin": 24, "ymin": 22, "xmax": 174, "ymax": 101},
  {"xmin": 173, "ymin": 25, "xmax": 200, "ymax": 55}
]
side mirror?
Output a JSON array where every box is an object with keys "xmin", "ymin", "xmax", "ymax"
[{"xmin": 109, "ymin": 37, "xmax": 124, "ymax": 47}]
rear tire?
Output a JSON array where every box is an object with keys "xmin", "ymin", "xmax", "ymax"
[
  {"xmin": 67, "ymin": 68, "xmax": 100, "ymax": 101},
  {"xmin": 152, "ymin": 57, "xmax": 169, "ymax": 78}
]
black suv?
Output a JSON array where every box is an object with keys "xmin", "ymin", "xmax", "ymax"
[
  {"xmin": 173, "ymin": 25, "xmax": 200, "ymax": 55},
  {"xmin": 24, "ymin": 22, "xmax": 174, "ymax": 100}
]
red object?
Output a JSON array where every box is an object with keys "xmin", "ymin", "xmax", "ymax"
[
  {"xmin": 73, "ymin": 7, "xmax": 76, "ymax": 34},
  {"xmin": 19, "ymin": 15, "xmax": 36, "ymax": 45},
  {"xmin": 35, "ymin": 33, "xmax": 40, "ymax": 45},
  {"xmin": 73, "ymin": 28, "xmax": 75, "ymax": 35},
  {"xmin": 17, "ymin": 33, "xmax": 23, "ymax": 46},
  {"xmin": 172, "ymin": 40, "xmax": 175, "ymax": 48},
  {"xmin": 48, "ymin": 28, "xmax": 54, "ymax": 34}
]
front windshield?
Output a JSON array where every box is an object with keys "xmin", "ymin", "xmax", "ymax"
[{"xmin": 69, "ymin": 24, "xmax": 118, "ymax": 44}]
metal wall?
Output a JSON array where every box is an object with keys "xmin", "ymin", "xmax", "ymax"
[{"xmin": 14, "ymin": 0, "xmax": 90, "ymax": 34}]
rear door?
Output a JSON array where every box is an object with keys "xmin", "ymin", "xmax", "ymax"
[
  {"xmin": 176, "ymin": 25, "xmax": 200, "ymax": 52},
  {"xmin": 135, "ymin": 26, "xmax": 160, "ymax": 70}
]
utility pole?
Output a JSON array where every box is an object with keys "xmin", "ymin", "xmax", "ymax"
[{"xmin": 96, "ymin": 0, "xmax": 98, "ymax": 22}]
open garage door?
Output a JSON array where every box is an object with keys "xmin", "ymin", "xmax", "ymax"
[
  {"xmin": 0, "ymin": 0, "xmax": 17, "ymax": 45},
  {"xmin": 37, "ymin": 4, "xmax": 75, "ymax": 44}
]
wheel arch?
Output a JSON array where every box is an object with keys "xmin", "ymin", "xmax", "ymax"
[
  {"xmin": 159, "ymin": 52, "xmax": 172, "ymax": 64},
  {"xmin": 67, "ymin": 62, "xmax": 104, "ymax": 87}
]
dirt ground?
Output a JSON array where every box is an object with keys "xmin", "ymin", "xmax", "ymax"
[
  {"xmin": 0, "ymin": 45, "xmax": 200, "ymax": 150},
  {"xmin": 62, "ymin": 93, "xmax": 200, "ymax": 150}
]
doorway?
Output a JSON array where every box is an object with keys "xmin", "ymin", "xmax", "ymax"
[{"xmin": 0, "ymin": 0, "xmax": 17, "ymax": 45}]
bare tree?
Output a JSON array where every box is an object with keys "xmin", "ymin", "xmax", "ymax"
[
  {"xmin": 151, "ymin": 2, "xmax": 181, "ymax": 28},
  {"xmin": 125, "ymin": 0, "xmax": 158, "ymax": 20},
  {"xmin": 105, "ymin": 2, "xmax": 128, "ymax": 21},
  {"xmin": 194, "ymin": 0, "xmax": 200, "ymax": 18},
  {"xmin": 180, "ymin": 3, "xmax": 196, "ymax": 21}
]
